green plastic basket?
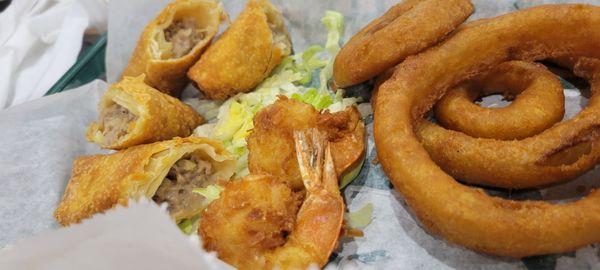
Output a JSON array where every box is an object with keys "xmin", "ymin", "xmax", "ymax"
[{"xmin": 45, "ymin": 33, "xmax": 107, "ymax": 96}]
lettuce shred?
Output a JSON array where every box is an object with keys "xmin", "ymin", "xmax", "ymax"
[
  {"xmin": 192, "ymin": 185, "xmax": 225, "ymax": 204},
  {"xmin": 319, "ymin": 11, "xmax": 344, "ymax": 93},
  {"xmin": 177, "ymin": 214, "xmax": 201, "ymax": 235},
  {"xmin": 193, "ymin": 11, "xmax": 356, "ymax": 177},
  {"xmin": 346, "ymin": 203, "xmax": 374, "ymax": 230},
  {"xmin": 176, "ymin": 185, "xmax": 224, "ymax": 235}
]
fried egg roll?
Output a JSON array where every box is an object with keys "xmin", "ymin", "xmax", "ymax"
[
  {"xmin": 122, "ymin": 0, "xmax": 225, "ymax": 96},
  {"xmin": 87, "ymin": 76, "xmax": 203, "ymax": 150},
  {"xmin": 54, "ymin": 137, "xmax": 236, "ymax": 226},
  {"xmin": 187, "ymin": 0, "xmax": 291, "ymax": 100}
]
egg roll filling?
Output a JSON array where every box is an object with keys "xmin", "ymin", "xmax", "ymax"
[
  {"xmin": 164, "ymin": 18, "xmax": 206, "ymax": 58},
  {"xmin": 99, "ymin": 103, "xmax": 137, "ymax": 145},
  {"xmin": 152, "ymin": 154, "xmax": 214, "ymax": 215},
  {"xmin": 264, "ymin": 5, "xmax": 289, "ymax": 52}
]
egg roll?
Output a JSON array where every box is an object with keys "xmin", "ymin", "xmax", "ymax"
[
  {"xmin": 121, "ymin": 0, "xmax": 225, "ymax": 96},
  {"xmin": 187, "ymin": 0, "xmax": 291, "ymax": 100},
  {"xmin": 87, "ymin": 76, "xmax": 204, "ymax": 150},
  {"xmin": 54, "ymin": 137, "xmax": 236, "ymax": 226}
]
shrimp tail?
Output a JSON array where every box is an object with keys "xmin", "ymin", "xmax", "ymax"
[
  {"xmin": 293, "ymin": 128, "xmax": 338, "ymax": 193},
  {"xmin": 288, "ymin": 128, "xmax": 344, "ymax": 267}
]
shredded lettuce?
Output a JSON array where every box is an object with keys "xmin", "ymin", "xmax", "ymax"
[
  {"xmin": 175, "ymin": 185, "xmax": 226, "ymax": 235},
  {"xmin": 192, "ymin": 185, "xmax": 225, "ymax": 204},
  {"xmin": 346, "ymin": 203, "xmax": 374, "ymax": 229},
  {"xmin": 340, "ymin": 157, "xmax": 365, "ymax": 189},
  {"xmin": 322, "ymin": 11, "xmax": 344, "ymax": 54},
  {"xmin": 183, "ymin": 98, "xmax": 222, "ymax": 123},
  {"xmin": 291, "ymin": 88, "xmax": 333, "ymax": 110},
  {"xmin": 282, "ymin": 45, "xmax": 327, "ymax": 85},
  {"xmin": 177, "ymin": 214, "xmax": 201, "ymax": 235},
  {"xmin": 193, "ymin": 11, "xmax": 356, "ymax": 177},
  {"xmin": 319, "ymin": 11, "xmax": 344, "ymax": 93},
  {"xmin": 177, "ymin": 219, "xmax": 194, "ymax": 234}
]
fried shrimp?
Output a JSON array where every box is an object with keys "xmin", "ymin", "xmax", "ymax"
[
  {"xmin": 200, "ymin": 129, "xmax": 344, "ymax": 269},
  {"xmin": 247, "ymin": 97, "xmax": 365, "ymax": 190}
]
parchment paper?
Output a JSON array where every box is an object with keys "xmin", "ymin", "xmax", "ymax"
[
  {"xmin": 1, "ymin": 0, "xmax": 600, "ymax": 269},
  {"xmin": 0, "ymin": 199, "xmax": 232, "ymax": 270},
  {"xmin": 0, "ymin": 80, "xmax": 107, "ymax": 247}
]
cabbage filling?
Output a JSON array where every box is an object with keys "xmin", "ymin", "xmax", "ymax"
[
  {"xmin": 100, "ymin": 103, "xmax": 137, "ymax": 145},
  {"xmin": 153, "ymin": 154, "xmax": 214, "ymax": 215},
  {"xmin": 264, "ymin": 8, "xmax": 289, "ymax": 53},
  {"xmin": 164, "ymin": 18, "xmax": 205, "ymax": 58}
]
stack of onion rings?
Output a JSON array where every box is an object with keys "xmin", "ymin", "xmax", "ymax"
[{"xmin": 373, "ymin": 4, "xmax": 600, "ymax": 258}]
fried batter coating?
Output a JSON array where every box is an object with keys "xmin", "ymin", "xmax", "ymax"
[
  {"xmin": 374, "ymin": 4, "xmax": 600, "ymax": 257},
  {"xmin": 199, "ymin": 175, "xmax": 303, "ymax": 269},
  {"xmin": 200, "ymin": 129, "xmax": 344, "ymax": 269},
  {"xmin": 54, "ymin": 137, "xmax": 235, "ymax": 226},
  {"xmin": 434, "ymin": 61, "xmax": 565, "ymax": 140},
  {"xmin": 87, "ymin": 76, "xmax": 204, "ymax": 150},
  {"xmin": 122, "ymin": 0, "xmax": 224, "ymax": 96},
  {"xmin": 410, "ymin": 59, "xmax": 600, "ymax": 189},
  {"xmin": 187, "ymin": 0, "xmax": 291, "ymax": 100},
  {"xmin": 333, "ymin": 0, "xmax": 473, "ymax": 87},
  {"xmin": 247, "ymin": 97, "xmax": 365, "ymax": 190}
]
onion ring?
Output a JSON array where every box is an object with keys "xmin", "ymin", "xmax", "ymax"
[
  {"xmin": 374, "ymin": 60, "xmax": 600, "ymax": 189},
  {"xmin": 434, "ymin": 61, "xmax": 565, "ymax": 140},
  {"xmin": 333, "ymin": 0, "xmax": 473, "ymax": 88},
  {"xmin": 416, "ymin": 61, "xmax": 599, "ymax": 189},
  {"xmin": 374, "ymin": 4, "xmax": 600, "ymax": 258}
]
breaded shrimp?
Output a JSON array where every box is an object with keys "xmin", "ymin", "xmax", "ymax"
[
  {"xmin": 199, "ymin": 129, "xmax": 344, "ymax": 269},
  {"xmin": 247, "ymin": 97, "xmax": 365, "ymax": 190}
]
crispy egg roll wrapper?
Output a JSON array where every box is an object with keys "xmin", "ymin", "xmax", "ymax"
[
  {"xmin": 87, "ymin": 76, "xmax": 204, "ymax": 150},
  {"xmin": 187, "ymin": 0, "xmax": 291, "ymax": 100},
  {"xmin": 122, "ymin": 0, "xmax": 224, "ymax": 96},
  {"xmin": 54, "ymin": 137, "xmax": 236, "ymax": 226}
]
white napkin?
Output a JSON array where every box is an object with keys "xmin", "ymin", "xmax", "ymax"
[
  {"xmin": 0, "ymin": 199, "xmax": 233, "ymax": 270},
  {"xmin": 0, "ymin": 0, "xmax": 108, "ymax": 109}
]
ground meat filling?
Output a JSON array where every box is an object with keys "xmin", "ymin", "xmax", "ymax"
[
  {"xmin": 164, "ymin": 18, "xmax": 205, "ymax": 58},
  {"xmin": 100, "ymin": 103, "xmax": 137, "ymax": 144},
  {"xmin": 152, "ymin": 154, "xmax": 214, "ymax": 215},
  {"xmin": 265, "ymin": 10, "xmax": 288, "ymax": 52}
]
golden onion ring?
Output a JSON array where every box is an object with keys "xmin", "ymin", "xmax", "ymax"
[
  {"xmin": 333, "ymin": 0, "xmax": 473, "ymax": 87},
  {"xmin": 434, "ymin": 61, "xmax": 565, "ymax": 140},
  {"xmin": 374, "ymin": 4, "xmax": 600, "ymax": 258}
]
